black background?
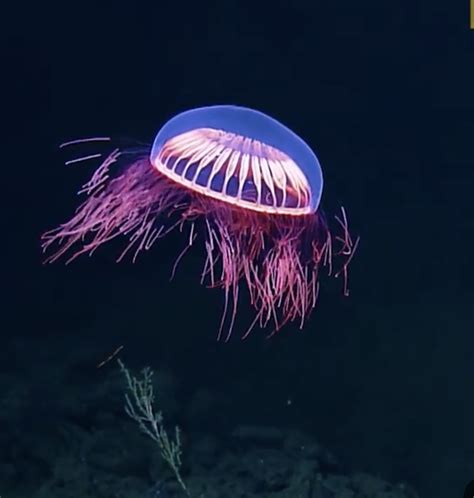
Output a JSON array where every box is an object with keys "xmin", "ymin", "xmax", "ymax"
[{"xmin": 3, "ymin": 1, "xmax": 474, "ymax": 497}]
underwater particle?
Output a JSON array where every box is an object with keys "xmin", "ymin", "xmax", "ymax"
[{"xmin": 42, "ymin": 105, "xmax": 358, "ymax": 339}]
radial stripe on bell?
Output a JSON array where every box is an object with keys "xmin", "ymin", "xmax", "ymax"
[{"xmin": 153, "ymin": 128, "xmax": 312, "ymax": 215}]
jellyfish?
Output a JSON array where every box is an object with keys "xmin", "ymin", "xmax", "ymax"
[{"xmin": 42, "ymin": 105, "xmax": 358, "ymax": 339}]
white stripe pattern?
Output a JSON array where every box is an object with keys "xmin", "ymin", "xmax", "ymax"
[{"xmin": 153, "ymin": 128, "xmax": 312, "ymax": 216}]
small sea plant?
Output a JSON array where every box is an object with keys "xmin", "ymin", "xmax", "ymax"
[{"xmin": 118, "ymin": 359, "xmax": 189, "ymax": 495}]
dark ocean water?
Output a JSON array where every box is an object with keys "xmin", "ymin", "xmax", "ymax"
[{"xmin": 2, "ymin": 1, "xmax": 473, "ymax": 497}]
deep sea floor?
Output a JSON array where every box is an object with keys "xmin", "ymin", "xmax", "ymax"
[{"xmin": 1, "ymin": 334, "xmax": 419, "ymax": 498}]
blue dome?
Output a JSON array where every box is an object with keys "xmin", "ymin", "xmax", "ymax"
[{"xmin": 151, "ymin": 105, "xmax": 323, "ymax": 214}]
